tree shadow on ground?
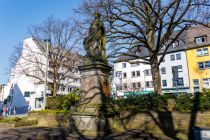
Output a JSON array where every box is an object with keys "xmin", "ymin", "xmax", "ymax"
[{"xmin": 0, "ymin": 127, "xmax": 66, "ymax": 140}]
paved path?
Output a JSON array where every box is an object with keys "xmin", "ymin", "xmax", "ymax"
[{"xmin": 0, "ymin": 126, "xmax": 66, "ymax": 140}]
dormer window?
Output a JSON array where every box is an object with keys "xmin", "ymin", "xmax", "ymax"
[
  {"xmin": 195, "ymin": 35, "xmax": 207, "ymax": 44},
  {"xmin": 172, "ymin": 41, "xmax": 179, "ymax": 48},
  {"xmin": 162, "ymin": 44, "xmax": 166, "ymax": 50}
]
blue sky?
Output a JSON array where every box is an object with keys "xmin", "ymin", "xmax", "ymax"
[{"xmin": 0, "ymin": 0, "xmax": 80, "ymax": 84}]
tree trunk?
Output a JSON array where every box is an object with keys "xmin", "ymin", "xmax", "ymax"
[
  {"xmin": 151, "ymin": 57, "xmax": 163, "ymax": 95},
  {"xmin": 53, "ymin": 81, "xmax": 57, "ymax": 96}
]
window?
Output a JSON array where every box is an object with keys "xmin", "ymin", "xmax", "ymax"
[
  {"xmin": 173, "ymin": 78, "xmax": 184, "ymax": 86},
  {"xmin": 193, "ymin": 79, "xmax": 199, "ymax": 86},
  {"xmin": 145, "ymin": 81, "xmax": 153, "ymax": 87},
  {"xmin": 198, "ymin": 61, "xmax": 210, "ymax": 70},
  {"xmin": 176, "ymin": 53, "xmax": 181, "ymax": 60},
  {"xmin": 137, "ymin": 82, "xmax": 141, "ymax": 88},
  {"xmin": 61, "ymin": 85, "xmax": 66, "ymax": 91},
  {"xmin": 205, "ymin": 61, "xmax": 210, "ymax": 68},
  {"xmin": 161, "ymin": 67, "xmax": 166, "ymax": 74},
  {"xmin": 131, "ymin": 71, "xmax": 140, "ymax": 77},
  {"xmin": 122, "ymin": 63, "xmax": 126, "ymax": 68},
  {"xmin": 123, "ymin": 72, "xmax": 127, "ymax": 78},
  {"xmin": 203, "ymin": 48, "xmax": 209, "ymax": 55},
  {"xmin": 196, "ymin": 49, "xmax": 202, "ymax": 56},
  {"xmin": 35, "ymin": 98, "xmax": 42, "ymax": 108},
  {"xmin": 123, "ymin": 83, "xmax": 127, "ymax": 89},
  {"xmin": 162, "ymin": 80, "xmax": 167, "ymax": 87},
  {"xmin": 170, "ymin": 54, "xmax": 175, "ymax": 61},
  {"xmin": 24, "ymin": 91, "xmax": 30, "ymax": 97},
  {"xmin": 198, "ymin": 62, "xmax": 205, "ymax": 69},
  {"xmin": 196, "ymin": 48, "xmax": 209, "ymax": 56},
  {"xmin": 203, "ymin": 78, "xmax": 210, "ymax": 88},
  {"xmin": 131, "ymin": 62, "xmax": 140, "ymax": 67},
  {"xmin": 132, "ymin": 71, "xmax": 135, "ymax": 77},
  {"xmin": 177, "ymin": 78, "xmax": 184, "ymax": 86},
  {"xmin": 178, "ymin": 65, "xmax": 183, "ymax": 72},
  {"xmin": 132, "ymin": 83, "xmax": 136, "ymax": 89},
  {"xmin": 136, "ymin": 71, "xmax": 140, "ymax": 77},
  {"xmin": 115, "ymin": 71, "xmax": 122, "ymax": 78},
  {"xmin": 195, "ymin": 36, "xmax": 207, "ymax": 44},
  {"xmin": 162, "ymin": 44, "xmax": 166, "ymax": 50},
  {"xmin": 172, "ymin": 41, "xmax": 179, "ymax": 48},
  {"xmin": 145, "ymin": 69, "xmax": 152, "ymax": 76}
]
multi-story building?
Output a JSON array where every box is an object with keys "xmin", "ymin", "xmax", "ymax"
[
  {"xmin": 1, "ymin": 37, "xmax": 81, "ymax": 112},
  {"xmin": 113, "ymin": 25, "xmax": 210, "ymax": 97},
  {"xmin": 185, "ymin": 26, "xmax": 210, "ymax": 92}
]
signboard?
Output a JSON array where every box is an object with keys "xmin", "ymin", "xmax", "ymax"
[
  {"xmin": 194, "ymin": 127, "xmax": 210, "ymax": 140},
  {"xmin": 124, "ymin": 90, "xmax": 153, "ymax": 96}
]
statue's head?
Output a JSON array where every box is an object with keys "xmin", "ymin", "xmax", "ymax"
[{"xmin": 94, "ymin": 12, "xmax": 101, "ymax": 19}]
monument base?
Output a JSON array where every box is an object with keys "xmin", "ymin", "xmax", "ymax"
[{"xmin": 69, "ymin": 62, "xmax": 117, "ymax": 137}]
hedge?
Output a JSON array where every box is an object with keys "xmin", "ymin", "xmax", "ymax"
[
  {"xmin": 114, "ymin": 89, "xmax": 210, "ymax": 112},
  {"xmin": 46, "ymin": 88, "xmax": 80, "ymax": 110}
]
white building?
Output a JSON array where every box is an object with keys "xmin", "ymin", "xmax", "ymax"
[
  {"xmin": 159, "ymin": 51, "xmax": 190, "ymax": 93},
  {"xmin": 113, "ymin": 37, "xmax": 191, "ymax": 97},
  {"xmin": 0, "ymin": 37, "xmax": 81, "ymax": 112},
  {"xmin": 113, "ymin": 60, "xmax": 153, "ymax": 97}
]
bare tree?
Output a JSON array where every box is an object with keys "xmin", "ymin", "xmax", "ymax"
[
  {"xmin": 76, "ymin": 0, "xmax": 210, "ymax": 94},
  {"xmin": 9, "ymin": 16, "xmax": 82, "ymax": 96}
]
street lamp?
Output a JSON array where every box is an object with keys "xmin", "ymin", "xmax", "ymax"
[{"xmin": 43, "ymin": 39, "xmax": 50, "ymax": 110}]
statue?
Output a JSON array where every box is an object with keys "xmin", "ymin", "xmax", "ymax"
[{"xmin": 83, "ymin": 12, "xmax": 106, "ymax": 62}]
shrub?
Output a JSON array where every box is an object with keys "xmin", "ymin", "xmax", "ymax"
[
  {"xmin": 174, "ymin": 93, "xmax": 193, "ymax": 112},
  {"xmin": 30, "ymin": 109, "xmax": 68, "ymax": 115},
  {"xmin": 114, "ymin": 92, "xmax": 210, "ymax": 112},
  {"xmin": 62, "ymin": 88, "xmax": 80, "ymax": 110},
  {"xmin": 46, "ymin": 95, "xmax": 65, "ymax": 110},
  {"xmin": 114, "ymin": 93, "xmax": 169, "ymax": 111}
]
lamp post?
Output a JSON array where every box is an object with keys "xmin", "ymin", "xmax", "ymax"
[{"xmin": 43, "ymin": 39, "xmax": 50, "ymax": 110}]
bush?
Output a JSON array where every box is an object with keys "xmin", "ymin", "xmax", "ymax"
[
  {"xmin": 114, "ymin": 92, "xmax": 210, "ymax": 112},
  {"xmin": 114, "ymin": 93, "xmax": 169, "ymax": 111},
  {"xmin": 46, "ymin": 88, "xmax": 80, "ymax": 110},
  {"xmin": 62, "ymin": 89, "xmax": 80, "ymax": 110},
  {"xmin": 174, "ymin": 93, "xmax": 194, "ymax": 112},
  {"xmin": 46, "ymin": 95, "xmax": 65, "ymax": 110},
  {"xmin": 30, "ymin": 109, "xmax": 68, "ymax": 115}
]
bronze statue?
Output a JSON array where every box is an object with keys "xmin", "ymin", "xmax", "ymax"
[{"xmin": 83, "ymin": 12, "xmax": 106, "ymax": 62}]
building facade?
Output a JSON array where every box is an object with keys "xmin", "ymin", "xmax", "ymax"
[
  {"xmin": 185, "ymin": 26, "xmax": 210, "ymax": 92},
  {"xmin": 1, "ymin": 37, "xmax": 81, "ymax": 111},
  {"xmin": 113, "ymin": 25, "xmax": 210, "ymax": 97}
]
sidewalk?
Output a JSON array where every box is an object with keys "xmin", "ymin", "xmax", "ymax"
[{"xmin": 0, "ymin": 113, "xmax": 28, "ymax": 118}]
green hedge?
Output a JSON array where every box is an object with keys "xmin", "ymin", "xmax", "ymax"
[
  {"xmin": 30, "ymin": 109, "xmax": 68, "ymax": 115},
  {"xmin": 114, "ymin": 89, "xmax": 210, "ymax": 112},
  {"xmin": 46, "ymin": 95, "xmax": 65, "ymax": 110},
  {"xmin": 46, "ymin": 88, "xmax": 80, "ymax": 110}
]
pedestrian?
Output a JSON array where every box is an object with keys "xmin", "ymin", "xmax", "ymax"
[
  {"xmin": 3, "ymin": 106, "xmax": 7, "ymax": 118},
  {"xmin": 6, "ymin": 106, "xmax": 8, "ymax": 117},
  {"xmin": 13, "ymin": 106, "xmax": 16, "ymax": 115},
  {"xmin": 28, "ymin": 105, "xmax": 31, "ymax": 112},
  {"xmin": 8, "ymin": 104, "xmax": 11, "ymax": 116}
]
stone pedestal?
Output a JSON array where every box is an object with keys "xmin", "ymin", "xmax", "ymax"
[{"xmin": 69, "ymin": 62, "xmax": 113, "ymax": 137}]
